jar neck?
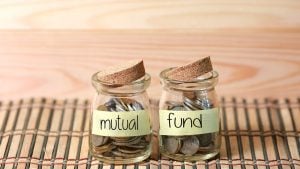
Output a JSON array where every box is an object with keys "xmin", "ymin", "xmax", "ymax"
[
  {"xmin": 92, "ymin": 73, "xmax": 151, "ymax": 96},
  {"xmin": 159, "ymin": 68, "xmax": 218, "ymax": 91}
]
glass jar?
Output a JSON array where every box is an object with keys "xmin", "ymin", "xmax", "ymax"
[
  {"xmin": 159, "ymin": 68, "xmax": 221, "ymax": 161},
  {"xmin": 90, "ymin": 72, "xmax": 152, "ymax": 164}
]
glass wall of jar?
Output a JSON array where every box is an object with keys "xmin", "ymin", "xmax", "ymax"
[
  {"xmin": 159, "ymin": 68, "xmax": 221, "ymax": 161},
  {"xmin": 90, "ymin": 72, "xmax": 152, "ymax": 164}
]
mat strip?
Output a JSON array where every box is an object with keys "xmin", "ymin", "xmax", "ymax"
[{"xmin": 0, "ymin": 97, "xmax": 299, "ymax": 169}]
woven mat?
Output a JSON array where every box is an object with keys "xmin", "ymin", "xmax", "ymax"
[{"xmin": 0, "ymin": 97, "xmax": 299, "ymax": 169}]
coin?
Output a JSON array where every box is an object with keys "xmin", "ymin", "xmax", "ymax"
[
  {"xmin": 163, "ymin": 136, "xmax": 181, "ymax": 154},
  {"xmin": 117, "ymin": 147, "xmax": 143, "ymax": 154},
  {"xmin": 112, "ymin": 98, "xmax": 128, "ymax": 111},
  {"xmin": 184, "ymin": 97, "xmax": 203, "ymax": 110},
  {"xmin": 125, "ymin": 136, "xmax": 142, "ymax": 145},
  {"xmin": 102, "ymin": 151, "xmax": 113, "ymax": 157},
  {"xmin": 195, "ymin": 98, "xmax": 213, "ymax": 109},
  {"xmin": 107, "ymin": 106, "xmax": 117, "ymax": 112},
  {"xmin": 93, "ymin": 143, "xmax": 116, "ymax": 153},
  {"xmin": 92, "ymin": 135, "xmax": 109, "ymax": 146},
  {"xmin": 104, "ymin": 99, "xmax": 116, "ymax": 108},
  {"xmin": 120, "ymin": 98, "xmax": 130, "ymax": 109},
  {"xmin": 124, "ymin": 144, "xmax": 147, "ymax": 149},
  {"xmin": 171, "ymin": 105, "xmax": 185, "ymax": 111},
  {"xmin": 112, "ymin": 150, "xmax": 137, "ymax": 158},
  {"xmin": 180, "ymin": 136, "xmax": 199, "ymax": 155},
  {"xmin": 183, "ymin": 101, "xmax": 195, "ymax": 110},
  {"xmin": 132, "ymin": 101, "xmax": 143, "ymax": 110},
  {"xmin": 127, "ymin": 103, "xmax": 135, "ymax": 111},
  {"xmin": 197, "ymin": 133, "xmax": 212, "ymax": 147},
  {"xmin": 163, "ymin": 95, "xmax": 216, "ymax": 156},
  {"xmin": 112, "ymin": 136, "xmax": 142, "ymax": 146},
  {"xmin": 116, "ymin": 104, "xmax": 127, "ymax": 111},
  {"xmin": 93, "ymin": 98, "xmax": 150, "ymax": 158}
]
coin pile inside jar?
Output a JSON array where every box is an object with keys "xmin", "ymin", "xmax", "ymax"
[
  {"xmin": 92, "ymin": 98, "xmax": 151, "ymax": 158},
  {"xmin": 162, "ymin": 93, "xmax": 217, "ymax": 156}
]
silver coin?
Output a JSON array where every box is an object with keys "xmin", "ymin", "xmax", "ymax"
[
  {"xmin": 119, "ymin": 99, "xmax": 129, "ymax": 110},
  {"xmin": 163, "ymin": 136, "xmax": 181, "ymax": 154},
  {"xmin": 105, "ymin": 98, "xmax": 145, "ymax": 112},
  {"xmin": 124, "ymin": 144, "xmax": 147, "ymax": 149},
  {"xmin": 171, "ymin": 105, "xmax": 185, "ymax": 111},
  {"xmin": 198, "ymin": 133, "xmax": 212, "ymax": 147},
  {"xmin": 112, "ymin": 136, "xmax": 142, "ymax": 146},
  {"xmin": 115, "ymin": 104, "xmax": 127, "ymax": 111},
  {"xmin": 198, "ymin": 146, "xmax": 214, "ymax": 152},
  {"xmin": 102, "ymin": 151, "xmax": 113, "ymax": 157},
  {"xmin": 96, "ymin": 98, "xmax": 147, "ymax": 157},
  {"xmin": 180, "ymin": 136, "xmax": 199, "ymax": 155},
  {"xmin": 93, "ymin": 143, "xmax": 116, "ymax": 153},
  {"xmin": 183, "ymin": 102, "xmax": 195, "ymax": 111},
  {"xmin": 92, "ymin": 135, "xmax": 109, "ymax": 146},
  {"xmin": 132, "ymin": 102, "xmax": 143, "ymax": 110},
  {"xmin": 195, "ymin": 98, "xmax": 213, "ymax": 109},
  {"xmin": 117, "ymin": 147, "xmax": 143, "ymax": 154},
  {"xmin": 111, "ymin": 98, "xmax": 122, "ymax": 106},
  {"xmin": 112, "ymin": 98, "xmax": 128, "ymax": 111},
  {"xmin": 125, "ymin": 136, "xmax": 142, "ymax": 145},
  {"xmin": 104, "ymin": 99, "xmax": 116, "ymax": 108},
  {"xmin": 107, "ymin": 106, "xmax": 116, "ymax": 112},
  {"xmin": 112, "ymin": 150, "xmax": 137, "ymax": 158},
  {"xmin": 127, "ymin": 103, "xmax": 135, "ymax": 111},
  {"xmin": 184, "ymin": 97, "xmax": 203, "ymax": 110}
]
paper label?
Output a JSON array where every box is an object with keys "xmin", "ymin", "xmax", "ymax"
[
  {"xmin": 92, "ymin": 110, "xmax": 151, "ymax": 137},
  {"xmin": 159, "ymin": 108, "xmax": 219, "ymax": 136}
]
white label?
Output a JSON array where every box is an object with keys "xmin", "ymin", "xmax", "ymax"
[
  {"xmin": 159, "ymin": 108, "xmax": 219, "ymax": 136},
  {"xmin": 92, "ymin": 110, "xmax": 151, "ymax": 137}
]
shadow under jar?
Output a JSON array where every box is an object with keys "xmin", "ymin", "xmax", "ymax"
[
  {"xmin": 159, "ymin": 68, "xmax": 221, "ymax": 161},
  {"xmin": 90, "ymin": 73, "xmax": 152, "ymax": 164}
]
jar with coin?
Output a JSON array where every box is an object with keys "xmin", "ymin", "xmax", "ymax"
[
  {"xmin": 90, "ymin": 60, "xmax": 152, "ymax": 164},
  {"xmin": 159, "ymin": 57, "xmax": 221, "ymax": 161}
]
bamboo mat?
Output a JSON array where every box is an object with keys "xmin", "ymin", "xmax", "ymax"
[{"xmin": 0, "ymin": 97, "xmax": 299, "ymax": 169}]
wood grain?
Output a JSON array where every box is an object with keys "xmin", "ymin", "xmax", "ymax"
[
  {"xmin": 0, "ymin": 0, "xmax": 299, "ymax": 29},
  {"xmin": 0, "ymin": 30, "xmax": 299, "ymax": 100}
]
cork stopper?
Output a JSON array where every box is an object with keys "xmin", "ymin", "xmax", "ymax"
[
  {"xmin": 166, "ymin": 56, "xmax": 213, "ymax": 81},
  {"xmin": 97, "ymin": 59, "xmax": 146, "ymax": 85}
]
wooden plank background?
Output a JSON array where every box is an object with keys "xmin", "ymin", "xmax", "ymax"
[
  {"xmin": 0, "ymin": 0, "xmax": 300, "ymax": 29},
  {"xmin": 0, "ymin": 0, "xmax": 299, "ymax": 100}
]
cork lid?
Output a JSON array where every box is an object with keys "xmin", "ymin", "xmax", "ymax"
[
  {"xmin": 97, "ymin": 59, "xmax": 146, "ymax": 85},
  {"xmin": 166, "ymin": 56, "xmax": 213, "ymax": 81}
]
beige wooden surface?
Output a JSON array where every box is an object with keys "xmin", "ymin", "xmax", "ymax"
[
  {"xmin": 0, "ymin": 30, "xmax": 299, "ymax": 100},
  {"xmin": 0, "ymin": 0, "xmax": 299, "ymax": 100},
  {"xmin": 0, "ymin": 0, "xmax": 300, "ymax": 29}
]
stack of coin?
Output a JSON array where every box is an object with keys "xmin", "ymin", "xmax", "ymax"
[
  {"xmin": 162, "ymin": 94, "xmax": 217, "ymax": 156},
  {"xmin": 92, "ymin": 98, "xmax": 151, "ymax": 158}
]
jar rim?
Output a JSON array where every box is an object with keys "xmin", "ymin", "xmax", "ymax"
[
  {"xmin": 159, "ymin": 67, "xmax": 219, "ymax": 84},
  {"xmin": 92, "ymin": 71, "xmax": 151, "ymax": 87}
]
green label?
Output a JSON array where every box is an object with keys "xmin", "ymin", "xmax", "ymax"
[
  {"xmin": 92, "ymin": 110, "xmax": 151, "ymax": 137},
  {"xmin": 159, "ymin": 108, "xmax": 219, "ymax": 136}
]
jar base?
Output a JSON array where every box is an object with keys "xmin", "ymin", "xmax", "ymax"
[
  {"xmin": 160, "ymin": 150, "xmax": 219, "ymax": 162},
  {"xmin": 90, "ymin": 149, "xmax": 151, "ymax": 165}
]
